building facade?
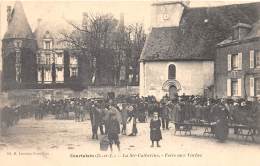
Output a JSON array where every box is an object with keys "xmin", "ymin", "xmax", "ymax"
[
  {"xmin": 140, "ymin": 1, "xmax": 260, "ymax": 100},
  {"xmin": 140, "ymin": 2, "xmax": 215, "ymax": 100},
  {"xmin": 216, "ymin": 21, "xmax": 260, "ymax": 100},
  {"xmin": 2, "ymin": 1, "xmax": 80, "ymax": 91}
]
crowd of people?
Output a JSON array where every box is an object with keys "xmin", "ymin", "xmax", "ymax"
[{"xmin": 1, "ymin": 94, "xmax": 260, "ymax": 150}]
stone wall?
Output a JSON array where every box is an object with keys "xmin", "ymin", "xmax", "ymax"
[
  {"xmin": 3, "ymin": 86, "xmax": 139, "ymax": 105},
  {"xmin": 140, "ymin": 60, "xmax": 214, "ymax": 100}
]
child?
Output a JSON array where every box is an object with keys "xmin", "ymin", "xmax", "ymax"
[{"xmin": 150, "ymin": 112, "xmax": 162, "ymax": 147}]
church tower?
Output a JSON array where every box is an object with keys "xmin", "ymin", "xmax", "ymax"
[
  {"xmin": 151, "ymin": 1, "xmax": 189, "ymax": 28},
  {"xmin": 2, "ymin": 1, "xmax": 37, "ymax": 90}
]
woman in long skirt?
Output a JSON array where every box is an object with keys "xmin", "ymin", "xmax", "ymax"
[{"xmin": 150, "ymin": 112, "xmax": 162, "ymax": 147}]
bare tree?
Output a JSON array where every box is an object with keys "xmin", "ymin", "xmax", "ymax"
[
  {"xmin": 125, "ymin": 23, "xmax": 146, "ymax": 85},
  {"xmin": 59, "ymin": 13, "xmax": 146, "ymax": 86}
]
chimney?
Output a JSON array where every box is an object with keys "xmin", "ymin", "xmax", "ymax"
[
  {"xmin": 232, "ymin": 22, "xmax": 252, "ymax": 40},
  {"xmin": 37, "ymin": 18, "xmax": 42, "ymax": 28},
  {"xmin": 7, "ymin": 6, "xmax": 12, "ymax": 24},
  {"xmin": 82, "ymin": 12, "xmax": 88, "ymax": 29},
  {"xmin": 119, "ymin": 13, "xmax": 124, "ymax": 27}
]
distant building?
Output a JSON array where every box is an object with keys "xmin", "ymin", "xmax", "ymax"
[
  {"xmin": 216, "ymin": 21, "xmax": 260, "ymax": 100},
  {"xmin": 140, "ymin": 1, "xmax": 260, "ymax": 100},
  {"xmin": 140, "ymin": 1, "xmax": 214, "ymax": 100},
  {"xmin": 2, "ymin": 1, "xmax": 80, "ymax": 91}
]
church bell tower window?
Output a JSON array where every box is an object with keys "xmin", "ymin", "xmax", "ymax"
[{"xmin": 168, "ymin": 64, "xmax": 176, "ymax": 79}]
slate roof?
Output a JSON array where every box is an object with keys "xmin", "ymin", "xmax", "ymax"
[
  {"xmin": 242, "ymin": 20, "xmax": 260, "ymax": 40},
  {"xmin": 140, "ymin": 2, "xmax": 260, "ymax": 61},
  {"xmin": 3, "ymin": 1, "xmax": 34, "ymax": 39},
  {"xmin": 33, "ymin": 20, "xmax": 71, "ymax": 49}
]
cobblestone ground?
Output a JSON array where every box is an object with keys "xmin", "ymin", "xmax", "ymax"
[{"xmin": 0, "ymin": 116, "xmax": 260, "ymax": 166}]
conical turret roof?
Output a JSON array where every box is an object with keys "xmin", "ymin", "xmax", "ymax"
[{"xmin": 3, "ymin": 1, "xmax": 34, "ymax": 39}]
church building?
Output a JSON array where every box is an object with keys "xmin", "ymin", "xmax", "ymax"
[
  {"xmin": 140, "ymin": 1, "xmax": 260, "ymax": 100},
  {"xmin": 140, "ymin": 1, "xmax": 214, "ymax": 100}
]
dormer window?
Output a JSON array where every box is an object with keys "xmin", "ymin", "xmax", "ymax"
[
  {"xmin": 43, "ymin": 31, "xmax": 53, "ymax": 50},
  {"xmin": 232, "ymin": 23, "xmax": 252, "ymax": 40},
  {"xmin": 43, "ymin": 40, "xmax": 53, "ymax": 50},
  {"xmin": 13, "ymin": 40, "xmax": 22, "ymax": 48},
  {"xmin": 45, "ymin": 41, "xmax": 51, "ymax": 49}
]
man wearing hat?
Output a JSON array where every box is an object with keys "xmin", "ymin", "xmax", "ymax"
[
  {"xmin": 107, "ymin": 112, "xmax": 120, "ymax": 151},
  {"xmin": 161, "ymin": 101, "xmax": 170, "ymax": 130}
]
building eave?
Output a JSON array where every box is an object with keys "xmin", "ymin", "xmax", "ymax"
[
  {"xmin": 217, "ymin": 37, "xmax": 260, "ymax": 48},
  {"xmin": 140, "ymin": 58, "xmax": 214, "ymax": 62}
]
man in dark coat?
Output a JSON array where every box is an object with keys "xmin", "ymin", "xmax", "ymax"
[
  {"xmin": 150, "ymin": 112, "xmax": 162, "ymax": 147},
  {"xmin": 127, "ymin": 104, "xmax": 138, "ymax": 136},
  {"xmin": 107, "ymin": 112, "xmax": 120, "ymax": 151},
  {"xmin": 211, "ymin": 99, "xmax": 229, "ymax": 142},
  {"xmin": 90, "ymin": 102, "xmax": 102, "ymax": 139},
  {"xmin": 161, "ymin": 102, "xmax": 170, "ymax": 130},
  {"xmin": 120, "ymin": 103, "xmax": 128, "ymax": 135}
]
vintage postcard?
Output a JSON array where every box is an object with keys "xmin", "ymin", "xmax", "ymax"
[{"xmin": 0, "ymin": 0, "xmax": 260, "ymax": 166}]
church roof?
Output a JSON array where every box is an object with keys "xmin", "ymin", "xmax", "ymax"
[
  {"xmin": 3, "ymin": 1, "xmax": 34, "ymax": 39},
  {"xmin": 140, "ymin": 2, "xmax": 260, "ymax": 61}
]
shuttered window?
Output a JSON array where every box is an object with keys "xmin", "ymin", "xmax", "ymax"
[
  {"xmin": 255, "ymin": 51, "xmax": 260, "ymax": 68},
  {"xmin": 228, "ymin": 54, "xmax": 232, "ymax": 71},
  {"xmin": 227, "ymin": 79, "xmax": 231, "ymax": 97},
  {"xmin": 238, "ymin": 53, "xmax": 242, "ymax": 70},
  {"xmin": 250, "ymin": 77, "xmax": 255, "ymax": 96},
  {"xmin": 229, "ymin": 53, "xmax": 242, "ymax": 71},
  {"xmin": 237, "ymin": 78, "xmax": 242, "ymax": 96},
  {"xmin": 231, "ymin": 80, "xmax": 238, "ymax": 96},
  {"xmin": 229, "ymin": 79, "xmax": 241, "ymax": 97},
  {"xmin": 255, "ymin": 78, "xmax": 260, "ymax": 96},
  {"xmin": 250, "ymin": 50, "xmax": 255, "ymax": 68},
  {"xmin": 231, "ymin": 54, "xmax": 238, "ymax": 70}
]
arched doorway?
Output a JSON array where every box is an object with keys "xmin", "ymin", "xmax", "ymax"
[
  {"xmin": 169, "ymin": 85, "xmax": 178, "ymax": 100},
  {"xmin": 162, "ymin": 79, "xmax": 181, "ymax": 99}
]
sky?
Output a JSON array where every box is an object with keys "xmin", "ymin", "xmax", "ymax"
[
  {"xmin": 1, "ymin": 0, "xmax": 259, "ymax": 38},
  {"xmin": 0, "ymin": 0, "xmax": 259, "ymax": 70}
]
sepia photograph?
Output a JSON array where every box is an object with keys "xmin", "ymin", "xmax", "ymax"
[{"xmin": 0, "ymin": 0, "xmax": 260, "ymax": 165}]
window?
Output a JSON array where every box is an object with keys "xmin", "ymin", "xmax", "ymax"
[
  {"xmin": 231, "ymin": 54, "xmax": 239, "ymax": 70},
  {"xmin": 231, "ymin": 80, "xmax": 238, "ymax": 96},
  {"xmin": 256, "ymin": 78, "xmax": 260, "ymax": 96},
  {"xmin": 14, "ymin": 40, "xmax": 22, "ymax": 48},
  {"xmin": 56, "ymin": 53, "xmax": 63, "ymax": 64},
  {"xmin": 56, "ymin": 67, "xmax": 64, "ymax": 82},
  {"xmin": 168, "ymin": 64, "xmax": 176, "ymax": 79},
  {"xmin": 46, "ymin": 54, "xmax": 51, "ymax": 64},
  {"xmin": 16, "ymin": 65, "xmax": 21, "ymax": 83},
  {"xmin": 57, "ymin": 67, "xmax": 62, "ymax": 72},
  {"xmin": 45, "ymin": 68, "xmax": 52, "ymax": 83},
  {"xmin": 38, "ymin": 68, "xmax": 43, "ymax": 83},
  {"xmin": 15, "ymin": 51, "xmax": 21, "ymax": 64},
  {"xmin": 255, "ymin": 51, "xmax": 260, "ymax": 68},
  {"xmin": 45, "ymin": 41, "xmax": 51, "ymax": 50},
  {"xmin": 70, "ymin": 67, "xmax": 78, "ymax": 77},
  {"xmin": 37, "ymin": 54, "xmax": 41, "ymax": 64},
  {"xmin": 70, "ymin": 55, "xmax": 78, "ymax": 65}
]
